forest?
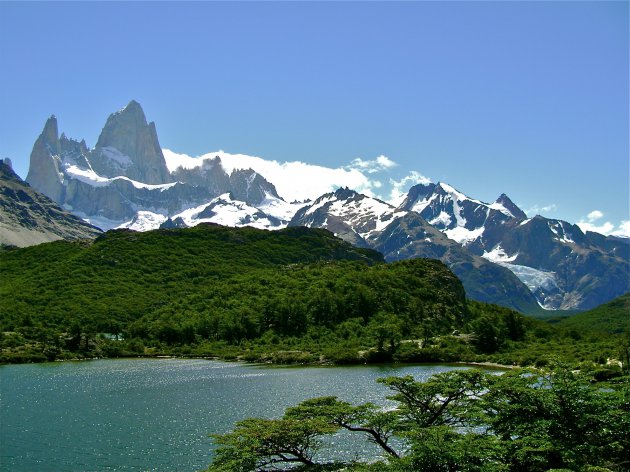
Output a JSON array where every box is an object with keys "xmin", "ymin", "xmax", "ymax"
[{"xmin": 0, "ymin": 224, "xmax": 627, "ymax": 378}]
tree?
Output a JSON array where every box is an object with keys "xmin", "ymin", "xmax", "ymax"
[{"xmin": 207, "ymin": 366, "xmax": 630, "ymax": 472}]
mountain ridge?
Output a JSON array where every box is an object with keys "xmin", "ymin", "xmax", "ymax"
[
  {"xmin": 17, "ymin": 100, "xmax": 628, "ymax": 313},
  {"xmin": 1, "ymin": 159, "xmax": 101, "ymax": 248}
]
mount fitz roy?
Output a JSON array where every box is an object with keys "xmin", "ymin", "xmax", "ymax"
[{"xmin": 22, "ymin": 101, "xmax": 629, "ymax": 313}]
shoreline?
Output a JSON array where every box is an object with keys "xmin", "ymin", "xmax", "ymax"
[{"xmin": 1, "ymin": 353, "xmax": 517, "ymax": 370}]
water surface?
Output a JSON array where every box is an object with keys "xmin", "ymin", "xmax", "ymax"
[{"xmin": 1, "ymin": 358, "xmax": 464, "ymax": 471}]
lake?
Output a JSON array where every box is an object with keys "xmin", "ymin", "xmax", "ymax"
[{"xmin": 0, "ymin": 359, "xmax": 467, "ymax": 471}]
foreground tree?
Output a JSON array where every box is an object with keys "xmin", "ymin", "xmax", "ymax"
[{"xmin": 207, "ymin": 366, "xmax": 629, "ymax": 471}]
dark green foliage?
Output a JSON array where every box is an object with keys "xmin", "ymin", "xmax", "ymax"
[
  {"xmin": 207, "ymin": 366, "xmax": 630, "ymax": 471},
  {"xmin": 0, "ymin": 224, "xmax": 626, "ymax": 369},
  {"xmin": 0, "ymin": 225, "xmax": 468, "ymax": 362},
  {"xmin": 557, "ymin": 293, "xmax": 630, "ymax": 334}
]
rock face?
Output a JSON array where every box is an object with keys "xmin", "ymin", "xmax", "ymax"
[
  {"xmin": 229, "ymin": 169, "xmax": 281, "ymax": 205},
  {"xmin": 91, "ymin": 100, "xmax": 172, "ymax": 184},
  {"xmin": 289, "ymin": 188, "xmax": 541, "ymax": 314},
  {"xmin": 23, "ymin": 100, "xmax": 628, "ymax": 313},
  {"xmin": 23, "ymin": 100, "xmax": 288, "ymax": 227},
  {"xmin": 398, "ymin": 183, "xmax": 629, "ymax": 310},
  {"xmin": 1, "ymin": 160, "xmax": 101, "ymax": 248},
  {"xmin": 25, "ymin": 116, "xmax": 65, "ymax": 203}
]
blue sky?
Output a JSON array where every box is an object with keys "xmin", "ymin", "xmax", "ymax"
[{"xmin": 1, "ymin": 1, "xmax": 628, "ymax": 235}]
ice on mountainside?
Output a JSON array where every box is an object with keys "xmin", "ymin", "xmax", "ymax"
[
  {"xmin": 119, "ymin": 211, "xmax": 168, "ymax": 232},
  {"xmin": 445, "ymin": 226, "xmax": 484, "ymax": 245},
  {"xmin": 100, "ymin": 146, "xmax": 133, "ymax": 168},
  {"xmin": 22, "ymin": 100, "xmax": 629, "ymax": 313},
  {"xmin": 481, "ymin": 244, "xmax": 518, "ymax": 263}
]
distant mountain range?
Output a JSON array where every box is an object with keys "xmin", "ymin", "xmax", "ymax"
[{"xmin": 16, "ymin": 100, "xmax": 629, "ymax": 313}]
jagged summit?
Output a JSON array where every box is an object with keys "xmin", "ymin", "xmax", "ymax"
[
  {"xmin": 92, "ymin": 100, "xmax": 172, "ymax": 184},
  {"xmin": 25, "ymin": 115, "xmax": 64, "ymax": 203},
  {"xmin": 332, "ymin": 186, "xmax": 361, "ymax": 200},
  {"xmin": 494, "ymin": 193, "xmax": 527, "ymax": 220},
  {"xmin": 22, "ymin": 102, "xmax": 627, "ymax": 312}
]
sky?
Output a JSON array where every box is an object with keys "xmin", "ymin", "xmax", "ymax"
[{"xmin": 1, "ymin": 1, "xmax": 628, "ymax": 236}]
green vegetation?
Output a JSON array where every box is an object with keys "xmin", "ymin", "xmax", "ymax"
[
  {"xmin": 207, "ymin": 364, "xmax": 630, "ymax": 471},
  {"xmin": 0, "ymin": 224, "xmax": 626, "ymax": 373},
  {"xmin": 555, "ymin": 293, "xmax": 630, "ymax": 334}
]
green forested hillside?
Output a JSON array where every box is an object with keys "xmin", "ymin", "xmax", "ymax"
[
  {"xmin": 557, "ymin": 293, "xmax": 629, "ymax": 334},
  {"xmin": 0, "ymin": 224, "xmax": 625, "ymax": 370},
  {"xmin": 0, "ymin": 224, "xmax": 382, "ymax": 334}
]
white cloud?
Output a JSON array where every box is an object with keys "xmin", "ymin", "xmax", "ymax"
[
  {"xmin": 586, "ymin": 210, "xmax": 604, "ymax": 221},
  {"xmin": 577, "ymin": 220, "xmax": 615, "ymax": 235},
  {"xmin": 577, "ymin": 210, "xmax": 630, "ymax": 237},
  {"xmin": 163, "ymin": 149, "xmax": 383, "ymax": 202},
  {"xmin": 388, "ymin": 171, "xmax": 432, "ymax": 205},
  {"xmin": 524, "ymin": 203, "xmax": 557, "ymax": 216},
  {"xmin": 346, "ymin": 155, "xmax": 397, "ymax": 174},
  {"xmin": 611, "ymin": 221, "xmax": 630, "ymax": 238}
]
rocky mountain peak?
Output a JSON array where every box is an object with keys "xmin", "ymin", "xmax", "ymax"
[
  {"xmin": 332, "ymin": 186, "xmax": 361, "ymax": 201},
  {"xmin": 495, "ymin": 193, "xmax": 527, "ymax": 220},
  {"xmin": 91, "ymin": 100, "xmax": 172, "ymax": 184},
  {"xmin": 25, "ymin": 115, "xmax": 64, "ymax": 203},
  {"xmin": 41, "ymin": 115, "xmax": 60, "ymax": 151},
  {"xmin": 398, "ymin": 182, "xmax": 436, "ymax": 210},
  {"xmin": 228, "ymin": 168, "xmax": 281, "ymax": 205},
  {"xmin": 0, "ymin": 159, "xmax": 19, "ymax": 181}
]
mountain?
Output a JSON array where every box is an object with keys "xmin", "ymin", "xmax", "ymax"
[
  {"xmin": 556, "ymin": 293, "xmax": 629, "ymax": 334},
  {"xmin": 0, "ymin": 159, "xmax": 101, "ymax": 248},
  {"xmin": 25, "ymin": 101, "xmax": 287, "ymax": 229},
  {"xmin": 22, "ymin": 100, "xmax": 627, "ymax": 314},
  {"xmin": 6, "ymin": 223, "xmax": 543, "ymax": 366},
  {"xmin": 399, "ymin": 182, "xmax": 629, "ymax": 310},
  {"xmin": 90, "ymin": 100, "xmax": 172, "ymax": 184},
  {"xmin": 289, "ymin": 188, "xmax": 541, "ymax": 314}
]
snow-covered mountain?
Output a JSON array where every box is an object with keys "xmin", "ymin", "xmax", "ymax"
[
  {"xmin": 22, "ymin": 100, "xmax": 628, "ymax": 313},
  {"xmin": 398, "ymin": 182, "xmax": 526, "ymax": 245},
  {"xmin": 25, "ymin": 101, "xmax": 292, "ymax": 231},
  {"xmin": 119, "ymin": 193, "xmax": 303, "ymax": 232},
  {"xmin": 398, "ymin": 183, "xmax": 629, "ymax": 310},
  {"xmin": 290, "ymin": 188, "xmax": 541, "ymax": 314}
]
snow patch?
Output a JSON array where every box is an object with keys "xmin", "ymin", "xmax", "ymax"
[
  {"xmin": 119, "ymin": 211, "xmax": 168, "ymax": 232},
  {"xmin": 64, "ymin": 164, "xmax": 111, "ymax": 187},
  {"xmin": 429, "ymin": 211, "xmax": 452, "ymax": 227},
  {"xmin": 410, "ymin": 193, "xmax": 439, "ymax": 214},
  {"xmin": 444, "ymin": 226, "xmax": 484, "ymax": 245},
  {"xmin": 173, "ymin": 194, "xmax": 278, "ymax": 230},
  {"xmin": 549, "ymin": 221, "xmax": 575, "ymax": 243},
  {"xmin": 63, "ymin": 163, "xmax": 178, "ymax": 192},
  {"xmin": 489, "ymin": 201, "xmax": 515, "ymax": 218},
  {"xmin": 438, "ymin": 182, "xmax": 483, "ymax": 205},
  {"xmin": 481, "ymin": 245, "xmax": 518, "ymax": 263},
  {"xmin": 101, "ymin": 147, "xmax": 133, "ymax": 167},
  {"xmin": 66, "ymin": 210, "xmax": 125, "ymax": 231},
  {"xmin": 257, "ymin": 193, "xmax": 306, "ymax": 222}
]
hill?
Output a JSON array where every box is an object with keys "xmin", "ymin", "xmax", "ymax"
[
  {"xmin": 557, "ymin": 293, "xmax": 630, "ymax": 334},
  {"xmin": 1, "ymin": 225, "xmax": 464, "ymax": 362},
  {"xmin": 0, "ymin": 159, "xmax": 101, "ymax": 248},
  {"xmin": 0, "ymin": 224, "xmax": 623, "ymax": 370}
]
